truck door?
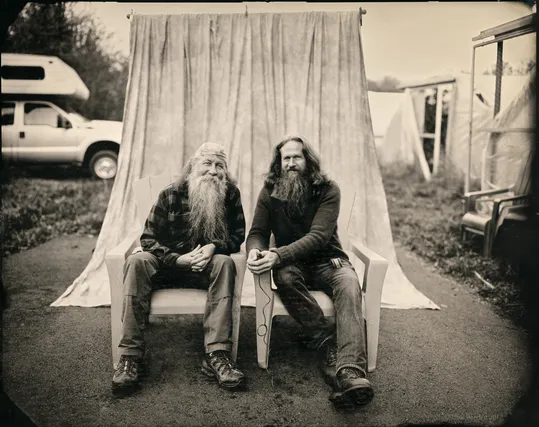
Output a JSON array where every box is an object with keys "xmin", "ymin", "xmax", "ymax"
[
  {"xmin": 18, "ymin": 101, "xmax": 81, "ymax": 163},
  {"xmin": 1, "ymin": 101, "xmax": 19, "ymax": 163}
]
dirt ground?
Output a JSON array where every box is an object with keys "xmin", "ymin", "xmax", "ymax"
[{"xmin": 1, "ymin": 235, "xmax": 534, "ymax": 427}]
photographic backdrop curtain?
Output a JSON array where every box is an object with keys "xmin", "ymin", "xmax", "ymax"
[{"xmin": 52, "ymin": 11, "xmax": 438, "ymax": 310}]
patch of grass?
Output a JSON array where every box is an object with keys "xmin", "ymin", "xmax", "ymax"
[
  {"xmin": 381, "ymin": 164, "xmax": 528, "ymax": 326},
  {"xmin": 1, "ymin": 176, "xmax": 112, "ymax": 256}
]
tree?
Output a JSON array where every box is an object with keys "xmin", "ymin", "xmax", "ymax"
[
  {"xmin": 2, "ymin": 3, "xmax": 128, "ymax": 122},
  {"xmin": 482, "ymin": 59, "xmax": 536, "ymax": 76},
  {"xmin": 367, "ymin": 75, "xmax": 403, "ymax": 92}
]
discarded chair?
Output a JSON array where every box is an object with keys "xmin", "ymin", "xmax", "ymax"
[
  {"xmin": 252, "ymin": 184, "xmax": 388, "ymax": 372},
  {"xmin": 105, "ymin": 173, "xmax": 247, "ymax": 368},
  {"xmin": 461, "ymin": 145, "xmax": 533, "ymax": 257}
]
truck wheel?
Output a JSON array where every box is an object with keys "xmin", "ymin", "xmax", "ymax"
[{"xmin": 89, "ymin": 150, "xmax": 118, "ymax": 180}]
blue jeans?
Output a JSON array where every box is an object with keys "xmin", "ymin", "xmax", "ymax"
[
  {"xmin": 118, "ymin": 251, "xmax": 236, "ymax": 358},
  {"xmin": 272, "ymin": 257, "xmax": 366, "ymax": 375}
]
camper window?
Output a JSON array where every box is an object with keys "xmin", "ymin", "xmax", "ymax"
[
  {"xmin": 1, "ymin": 65, "xmax": 45, "ymax": 80},
  {"xmin": 1, "ymin": 102, "xmax": 15, "ymax": 126},
  {"xmin": 24, "ymin": 103, "xmax": 63, "ymax": 128}
]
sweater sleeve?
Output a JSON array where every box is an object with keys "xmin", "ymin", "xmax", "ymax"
[
  {"xmin": 140, "ymin": 190, "xmax": 181, "ymax": 267},
  {"xmin": 246, "ymin": 187, "xmax": 272, "ymax": 253},
  {"xmin": 272, "ymin": 182, "xmax": 340, "ymax": 265}
]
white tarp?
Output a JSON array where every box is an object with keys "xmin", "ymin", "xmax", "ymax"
[{"xmin": 52, "ymin": 11, "xmax": 439, "ymax": 311}]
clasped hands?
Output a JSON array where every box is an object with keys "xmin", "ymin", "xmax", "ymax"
[
  {"xmin": 175, "ymin": 244, "xmax": 216, "ymax": 272},
  {"xmin": 246, "ymin": 249, "xmax": 279, "ymax": 275}
]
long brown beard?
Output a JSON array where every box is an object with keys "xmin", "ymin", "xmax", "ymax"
[
  {"xmin": 273, "ymin": 170, "xmax": 311, "ymax": 218},
  {"xmin": 187, "ymin": 174, "xmax": 229, "ymax": 246}
]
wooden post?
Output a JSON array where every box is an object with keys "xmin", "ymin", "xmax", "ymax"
[
  {"xmin": 432, "ymin": 85, "xmax": 444, "ymax": 175},
  {"xmin": 465, "ymin": 47, "xmax": 476, "ymax": 194},
  {"xmin": 445, "ymin": 82, "xmax": 458, "ymax": 169}
]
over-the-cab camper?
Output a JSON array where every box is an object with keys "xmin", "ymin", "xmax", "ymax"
[{"xmin": 1, "ymin": 53, "xmax": 90, "ymax": 101}]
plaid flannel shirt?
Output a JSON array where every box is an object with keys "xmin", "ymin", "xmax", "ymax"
[{"xmin": 140, "ymin": 180, "xmax": 246, "ymax": 267}]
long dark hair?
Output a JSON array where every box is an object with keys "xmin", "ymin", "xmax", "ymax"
[{"xmin": 264, "ymin": 135, "xmax": 329, "ymax": 191}]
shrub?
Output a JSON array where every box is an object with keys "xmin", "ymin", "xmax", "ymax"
[{"xmin": 1, "ymin": 177, "xmax": 112, "ymax": 255}]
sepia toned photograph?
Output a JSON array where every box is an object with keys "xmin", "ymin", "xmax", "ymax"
[{"xmin": 1, "ymin": 1, "xmax": 537, "ymax": 426}]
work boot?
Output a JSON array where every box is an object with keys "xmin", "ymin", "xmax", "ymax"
[
  {"xmin": 112, "ymin": 355, "xmax": 143, "ymax": 396},
  {"xmin": 201, "ymin": 350, "xmax": 246, "ymax": 389},
  {"xmin": 329, "ymin": 367, "xmax": 374, "ymax": 411},
  {"xmin": 319, "ymin": 340, "xmax": 338, "ymax": 387}
]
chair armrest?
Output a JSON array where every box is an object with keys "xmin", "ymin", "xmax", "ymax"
[
  {"xmin": 462, "ymin": 187, "xmax": 513, "ymax": 212},
  {"xmin": 492, "ymin": 195, "xmax": 532, "ymax": 228},
  {"xmin": 348, "ymin": 235, "xmax": 388, "ymax": 265},
  {"xmin": 498, "ymin": 194, "xmax": 532, "ymax": 206},
  {"xmin": 348, "ymin": 236, "xmax": 388, "ymax": 293},
  {"xmin": 105, "ymin": 229, "xmax": 141, "ymax": 263}
]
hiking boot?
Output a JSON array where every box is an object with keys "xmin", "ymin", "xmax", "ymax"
[
  {"xmin": 112, "ymin": 355, "xmax": 143, "ymax": 396},
  {"xmin": 201, "ymin": 350, "xmax": 246, "ymax": 389},
  {"xmin": 329, "ymin": 367, "xmax": 374, "ymax": 411},
  {"xmin": 319, "ymin": 340, "xmax": 338, "ymax": 387}
]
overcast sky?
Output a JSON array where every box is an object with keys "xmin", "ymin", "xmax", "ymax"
[{"xmin": 73, "ymin": 1, "xmax": 536, "ymax": 81}]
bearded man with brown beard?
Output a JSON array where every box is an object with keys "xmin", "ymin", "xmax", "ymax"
[
  {"xmin": 112, "ymin": 142, "xmax": 246, "ymax": 395},
  {"xmin": 246, "ymin": 135, "xmax": 374, "ymax": 411}
]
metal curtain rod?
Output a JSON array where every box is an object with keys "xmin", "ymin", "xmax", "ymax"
[
  {"xmin": 126, "ymin": 6, "xmax": 367, "ymax": 20},
  {"xmin": 126, "ymin": 6, "xmax": 367, "ymax": 21}
]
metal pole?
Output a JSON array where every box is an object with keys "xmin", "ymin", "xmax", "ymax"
[
  {"xmin": 489, "ymin": 41, "xmax": 504, "ymax": 187},
  {"xmin": 466, "ymin": 47, "xmax": 476, "ymax": 194},
  {"xmin": 494, "ymin": 42, "xmax": 503, "ymax": 116}
]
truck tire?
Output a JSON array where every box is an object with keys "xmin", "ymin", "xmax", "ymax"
[{"xmin": 89, "ymin": 150, "xmax": 118, "ymax": 180}]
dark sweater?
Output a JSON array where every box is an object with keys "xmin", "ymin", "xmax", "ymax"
[{"xmin": 246, "ymin": 180, "xmax": 348, "ymax": 266}]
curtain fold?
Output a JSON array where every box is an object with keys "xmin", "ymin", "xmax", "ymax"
[{"xmin": 52, "ymin": 11, "xmax": 438, "ymax": 310}]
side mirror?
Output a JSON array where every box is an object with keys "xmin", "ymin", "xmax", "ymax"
[{"xmin": 57, "ymin": 115, "xmax": 72, "ymax": 129}]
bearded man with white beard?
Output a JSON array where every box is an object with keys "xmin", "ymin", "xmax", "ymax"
[
  {"xmin": 112, "ymin": 142, "xmax": 246, "ymax": 395},
  {"xmin": 246, "ymin": 135, "xmax": 374, "ymax": 412}
]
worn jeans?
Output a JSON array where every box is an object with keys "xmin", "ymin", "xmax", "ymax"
[
  {"xmin": 118, "ymin": 251, "xmax": 236, "ymax": 358},
  {"xmin": 272, "ymin": 257, "xmax": 367, "ymax": 375}
]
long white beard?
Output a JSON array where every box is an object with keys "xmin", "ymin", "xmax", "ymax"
[{"xmin": 187, "ymin": 174, "xmax": 229, "ymax": 246}]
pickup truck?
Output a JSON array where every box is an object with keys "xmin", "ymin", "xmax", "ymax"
[
  {"xmin": 2, "ymin": 99, "xmax": 122, "ymax": 179},
  {"xmin": 1, "ymin": 53, "xmax": 122, "ymax": 179}
]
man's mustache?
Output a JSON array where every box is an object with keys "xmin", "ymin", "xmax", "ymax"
[{"xmin": 201, "ymin": 175, "xmax": 222, "ymax": 182}]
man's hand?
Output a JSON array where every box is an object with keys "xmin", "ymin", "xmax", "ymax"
[
  {"xmin": 247, "ymin": 249, "xmax": 262, "ymax": 264},
  {"xmin": 247, "ymin": 250, "xmax": 279, "ymax": 275},
  {"xmin": 175, "ymin": 245, "xmax": 203, "ymax": 268},
  {"xmin": 190, "ymin": 243, "xmax": 216, "ymax": 272}
]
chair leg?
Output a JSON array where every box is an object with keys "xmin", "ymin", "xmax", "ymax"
[
  {"xmin": 460, "ymin": 226, "xmax": 467, "ymax": 242},
  {"xmin": 105, "ymin": 258, "xmax": 126, "ymax": 370},
  {"xmin": 483, "ymin": 223, "xmax": 493, "ymax": 257},
  {"xmin": 365, "ymin": 303, "xmax": 381, "ymax": 373},
  {"xmin": 363, "ymin": 260, "xmax": 387, "ymax": 373},
  {"xmin": 255, "ymin": 277, "xmax": 275, "ymax": 370},
  {"xmin": 256, "ymin": 314, "xmax": 273, "ymax": 370}
]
